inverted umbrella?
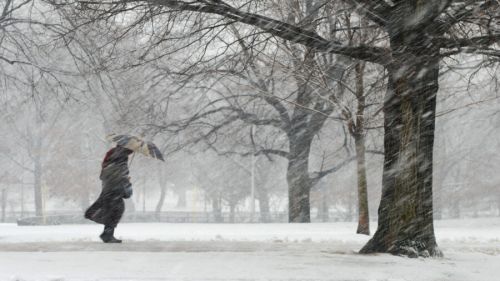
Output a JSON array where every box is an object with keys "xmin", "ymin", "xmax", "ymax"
[{"xmin": 106, "ymin": 133, "xmax": 164, "ymax": 161}]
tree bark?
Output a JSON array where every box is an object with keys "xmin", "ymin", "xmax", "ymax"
[
  {"xmin": 355, "ymin": 134, "xmax": 370, "ymax": 235},
  {"xmin": 353, "ymin": 61, "xmax": 370, "ymax": 235},
  {"xmin": 360, "ymin": 30, "xmax": 442, "ymax": 257},
  {"xmin": 287, "ymin": 135, "xmax": 314, "ymax": 223}
]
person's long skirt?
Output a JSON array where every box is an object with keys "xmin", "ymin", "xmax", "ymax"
[{"xmin": 84, "ymin": 191, "xmax": 125, "ymax": 227}]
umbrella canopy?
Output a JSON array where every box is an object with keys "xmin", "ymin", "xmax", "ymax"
[{"xmin": 106, "ymin": 134, "xmax": 164, "ymax": 161}]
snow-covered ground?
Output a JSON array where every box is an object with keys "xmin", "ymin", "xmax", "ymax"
[{"xmin": 0, "ymin": 218, "xmax": 499, "ymax": 281}]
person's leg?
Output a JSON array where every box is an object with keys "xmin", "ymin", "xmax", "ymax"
[
  {"xmin": 100, "ymin": 224, "xmax": 122, "ymax": 243},
  {"xmin": 100, "ymin": 198, "xmax": 125, "ymax": 243}
]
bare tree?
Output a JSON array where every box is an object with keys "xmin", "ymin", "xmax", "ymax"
[
  {"xmin": 329, "ymin": 14, "xmax": 386, "ymax": 234},
  {"xmin": 51, "ymin": 0, "xmax": 500, "ymax": 256},
  {"xmin": 0, "ymin": 0, "xmax": 34, "ymax": 66},
  {"xmin": 73, "ymin": 3, "xmax": 360, "ymax": 224}
]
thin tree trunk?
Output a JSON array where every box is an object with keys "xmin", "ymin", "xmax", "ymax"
[
  {"xmin": 257, "ymin": 188, "xmax": 270, "ymax": 223},
  {"xmin": 353, "ymin": 61, "xmax": 370, "ymax": 235},
  {"xmin": 20, "ymin": 179, "xmax": 25, "ymax": 217},
  {"xmin": 34, "ymin": 137, "xmax": 43, "ymax": 217},
  {"xmin": 361, "ymin": 37, "xmax": 442, "ymax": 257},
  {"xmin": 355, "ymin": 134, "xmax": 370, "ymax": 235},
  {"xmin": 212, "ymin": 196, "xmax": 223, "ymax": 223},
  {"xmin": 229, "ymin": 203, "xmax": 235, "ymax": 223},
  {"xmin": 155, "ymin": 186, "xmax": 167, "ymax": 215},
  {"xmin": 155, "ymin": 168, "xmax": 167, "ymax": 219},
  {"xmin": 142, "ymin": 179, "xmax": 146, "ymax": 213},
  {"xmin": 1, "ymin": 188, "xmax": 6, "ymax": 222},
  {"xmin": 33, "ymin": 82, "xmax": 44, "ymax": 218},
  {"xmin": 497, "ymin": 194, "xmax": 500, "ymax": 217}
]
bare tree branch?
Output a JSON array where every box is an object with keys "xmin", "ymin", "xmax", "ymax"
[
  {"xmin": 437, "ymin": 33, "xmax": 500, "ymax": 49},
  {"xmin": 74, "ymin": 0, "xmax": 391, "ymax": 64},
  {"xmin": 310, "ymin": 156, "xmax": 357, "ymax": 186},
  {"xmin": 437, "ymin": 0, "xmax": 499, "ymax": 31},
  {"xmin": 344, "ymin": 0, "xmax": 392, "ymax": 27}
]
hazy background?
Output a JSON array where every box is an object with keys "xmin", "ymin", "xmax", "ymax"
[{"xmin": 1, "ymin": 1, "xmax": 499, "ymax": 224}]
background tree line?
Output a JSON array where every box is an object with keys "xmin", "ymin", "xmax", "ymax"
[{"xmin": 0, "ymin": 0, "xmax": 499, "ymax": 258}]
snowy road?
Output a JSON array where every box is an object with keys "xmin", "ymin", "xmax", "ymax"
[{"xmin": 0, "ymin": 219, "xmax": 499, "ymax": 281}]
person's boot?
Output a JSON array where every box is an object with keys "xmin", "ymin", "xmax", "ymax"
[{"xmin": 100, "ymin": 225, "xmax": 122, "ymax": 243}]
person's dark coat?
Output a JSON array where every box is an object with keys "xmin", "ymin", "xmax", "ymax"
[{"xmin": 85, "ymin": 146, "xmax": 133, "ymax": 227}]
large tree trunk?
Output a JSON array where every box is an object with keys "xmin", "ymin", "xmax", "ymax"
[
  {"xmin": 361, "ymin": 30, "xmax": 441, "ymax": 257},
  {"xmin": 287, "ymin": 136, "xmax": 313, "ymax": 223},
  {"xmin": 354, "ymin": 134, "xmax": 370, "ymax": 235}
]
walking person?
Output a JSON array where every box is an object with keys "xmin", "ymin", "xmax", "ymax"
[
  {"xmin": 85, "ymin": 134, "xmax": 164, "ymax": 243},
  {"xmin": 85, "ymin": 145, "xmax": 134, "ymax": 243}
]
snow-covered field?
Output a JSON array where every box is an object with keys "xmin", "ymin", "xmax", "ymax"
[{"xmin": 0, "ymin": 218, "xmax": 499, "ymax": 281}]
